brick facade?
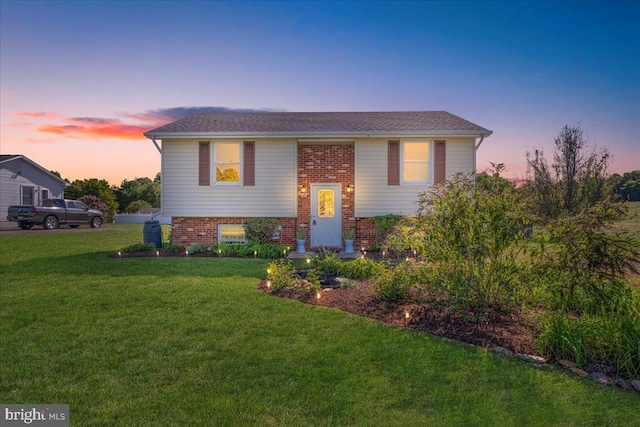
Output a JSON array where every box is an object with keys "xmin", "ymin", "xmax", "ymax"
[
  {"xmin": 297, "ymin": 144, "xmax": 355, "ymax": 248},
  {"xmin": 171, "ymin": 142, "xmax": 379, "ymax": 250}
]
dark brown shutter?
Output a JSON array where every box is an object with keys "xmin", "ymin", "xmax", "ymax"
[
  {"xmin": 434, "ymin": 140, "xmax": 446, "ymax": 184},
  {"xmin": 199, "ymin": 142, "xmax": 210, "ymax": 186},
  {"xmin": 388, "ymin": 140, "xmax": 400, "ymax": 186},
  {"xmin": 244, "ymin": 141, "xmax": 255, "ymax": 186}
]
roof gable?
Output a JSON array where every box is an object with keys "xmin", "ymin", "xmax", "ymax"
[
  {"xmin": 0, "ymin": 154, "xmax": 68, "ymax": 185},
  {"xmin": 145, "ymin": 111, "xmax": 492, "ymax": 138}
]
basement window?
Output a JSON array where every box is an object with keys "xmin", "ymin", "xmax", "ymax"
[{"xmin": 218, "ymin": 224, "xmax": 246, "ymax": 243}]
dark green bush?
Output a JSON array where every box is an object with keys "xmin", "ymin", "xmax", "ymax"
[
  {"xmin": 121, "ymin": 242, "xmax": 157, "ymax": 253},
  {"xmin": 244, "ymin": 218, "xmax": 279, "ymax": 243},
  {"xmin": 187, "ymin": 242, "xmax": 209, "ymax": 254},
  {"xmin": 163, "ymin": 244, "xmax": 185, "ymax": 253}
]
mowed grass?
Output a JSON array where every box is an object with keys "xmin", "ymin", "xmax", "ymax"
[{"xmin": 0, "ymin": 225, "xmax": 638, "ymax": 426}]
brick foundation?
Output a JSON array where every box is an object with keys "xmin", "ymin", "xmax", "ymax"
[{"xmin": 172, "ymin": 217, "xmax": 296, "ymax": 247}]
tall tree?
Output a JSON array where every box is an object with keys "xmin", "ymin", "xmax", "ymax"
[
  {"xmin": 526, "ymin": 125, "xmax": 612, "ymax": 220},
  {"xmin": 65, "ymin": 178, "xmax": 118, "ymax": 221},
  {"xmin": 114, "ymin": 176, "xmax": 161, "ymax": 213}
]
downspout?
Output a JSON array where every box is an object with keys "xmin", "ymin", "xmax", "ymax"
[
  {"xmin": 151, "ymin": 137, "xmax": 162, "ymax": 154},
  {"xmin": 474, "ymin": 135, "xmax": 485, "ymax": 151},
  {"xmin": 150, "ymin": 136, "xmax": 163, "ymax": 221}
]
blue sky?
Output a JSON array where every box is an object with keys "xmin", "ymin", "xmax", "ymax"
[{"xmin": 1, "ymin": 0, "xmax": 638, "ymax": 184}]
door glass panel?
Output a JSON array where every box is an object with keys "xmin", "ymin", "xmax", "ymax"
[{"xmin": 318, "ymin": 189, "xmax": 335, "ymax": 218}]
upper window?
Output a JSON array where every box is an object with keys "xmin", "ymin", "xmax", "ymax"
[
  {"xmin": 402, "ymin": 142, "xmax": 430, "ymax": 184},
  {"xmin": 215, "ymin": 143, "xmax": 240, "ymax": 184}
]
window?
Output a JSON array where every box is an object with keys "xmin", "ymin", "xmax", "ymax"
[
  {"xmin": 218, "ymin": 224, "xmax": 246, "ymax": 243},
  {"xmin": 215, "ymin": 143, "xmax": 240, "ymax": 184},
  {"xmin": 21, "ymin": 186, "xmax": 34, "ymax": 205},
  {"xmin": 318, "ymin": 189, "xmax": 335, "ymax": 217},
  {"xmin": 40, "ymin": 189, "xmax": 49, "ymax": 203},
  {"xmin": 402, "ymin": 142, "xmax": 430, "ymax": 184}
]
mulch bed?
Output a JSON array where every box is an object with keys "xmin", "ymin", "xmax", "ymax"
[{"xmin": 257, "ymin": 280, "xmax": 536, "ymax": 355}]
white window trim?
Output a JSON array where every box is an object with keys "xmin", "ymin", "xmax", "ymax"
[
  {"xmin": 212, "ymin": 141, "xmax": 243, "ymax": 186},
  {"xmin": 400, "ymin": 140, "xmax": 433, "ymax": 186},
  {"xmin": 218, "ymin": 224, "xmax": 246, "ymax": 243}
]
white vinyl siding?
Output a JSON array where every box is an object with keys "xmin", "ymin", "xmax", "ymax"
[
  {"xmin": 355, "ymin": 137, "xmax": 476, "ymax": 217},
  {"xmin": 162, "ymin": 139, "xmax": 297, "ymax": 217}
]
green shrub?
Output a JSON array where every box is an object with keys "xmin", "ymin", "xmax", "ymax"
[
  {"xmin": 532, "ymin": 203, "xmax": 639, "ymax": 313},
  {"xmin": 371, "ymin": 214, "xmax": 403, "ymax": 248},
  {"xmin": 311, "ymin": 250, "xmax": 342, "ymax": 276},
  {"xmin": 339, "ymin": 257, "xmax": 386, "ymax": 280},
  {"xmin": 121, "ymin": 242, "xmax": 157, "ymax": 253},
  {"xmin": 375, "ymin": 265, "xmax": 412, "ymax": 302},
  {"xmin": 187, "ymin": 242, "xmax": 209, "ymax": 255},
  {"xmin": 245, "ymin": 218, "xmax": 279, "ymax": 243},
  {"xmin": 536, "ymin": 291, "xmax": 640, "ymax": 377},
  {"xmin": 536, "ymin": 314, "xmax": 593, "ymax": 368},
  {"xmin": 267, "ymin": 260, "xmax": 295, "ymax": 292},
  {"xmin": 257, "ymin": 243, "xmax": 289, "ymax": 259},
  {"xmin": 163, "ymin": 244, "xmax": 185, "ymax": 253}
]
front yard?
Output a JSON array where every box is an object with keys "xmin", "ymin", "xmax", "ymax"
[{"xmin": 0, "ymin": 225, "xmax": 638, "ymax": 425}]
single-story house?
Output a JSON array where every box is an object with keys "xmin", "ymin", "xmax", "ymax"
[
  {"xmin": 144, "ymin": 111, "xmax": 492, "ymax": 249},
  {"xmin": 0, "ymin": 155, "xmax": 67, "ymax": 222}
]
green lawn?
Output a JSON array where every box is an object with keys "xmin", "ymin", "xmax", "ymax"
[{"xmin": 1, "ymin": 225, "xmax": 638, "ymax": 426}]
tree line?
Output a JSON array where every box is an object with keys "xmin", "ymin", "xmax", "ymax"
[{"xmin": 61, "ymin": 173, "xmax": 161, "ymax": 221}]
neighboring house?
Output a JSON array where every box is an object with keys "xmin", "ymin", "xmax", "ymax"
[
  {"xmin": 0, "ymin": 155, "xmax": 67, "ymax": 222},
  {"xmin": 144, "ymin": 111, "xmax": 492, "ymax": 248}
]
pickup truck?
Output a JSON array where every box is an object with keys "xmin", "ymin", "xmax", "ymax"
[{"xmin": 7, "ymin": 199, "xmax": 104, "ymax": 230}]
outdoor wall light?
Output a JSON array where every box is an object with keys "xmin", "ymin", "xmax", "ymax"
[
  {"xmin": 299, "ymin": 185, "xmax": 307, "ymax": 194},
  {"xmin": 346, "ymin": 184, "xmax": 354, "ymax": 193}
]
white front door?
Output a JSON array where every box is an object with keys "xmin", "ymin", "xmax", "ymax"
[{"xmin": 310, "ymin": 183, "xmax": 342, "ymax": 248}]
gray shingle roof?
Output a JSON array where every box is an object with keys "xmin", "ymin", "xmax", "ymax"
[{"xmin": 145, "ymin": 111, "xmax": 492, "ymax": 137}]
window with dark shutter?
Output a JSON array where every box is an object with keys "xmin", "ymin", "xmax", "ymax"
[
  {"xmin": 199, "ymin": 142, "xmax": 210, "ymax": 186},
  {"xmin": 434, "ymin": 140, "xmax": 446, "ymax": 184},
  {"xmin": 388, "ymin": 141, "xmax": 400, "ymax": 186},
  {"xmin": 244, "ymin": 141, "xmax": 255, "ymax": 186}
]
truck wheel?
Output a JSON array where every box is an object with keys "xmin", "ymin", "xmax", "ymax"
[
  {"xmin": 90, "ymin": 216, "xmax": 103, "ymax": 228},
  {"xmin": 43, "ymin": 216, "xmax": 59, "ymax": 230},
  {"xmin": 18, "ymin": 221, "xmax": 33, "ymax": 230}
]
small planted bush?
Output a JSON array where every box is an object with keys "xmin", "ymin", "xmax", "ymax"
[
  {"xmin": 267, "ymin": 259, "xmax": 295, "ymax": 292},
  {"xmin": 375, "ymin": 265, "xmax": 412, "ymax": 302},
  {"xmin": 163, "ymin": 244, "xmax": 185, "ymax": 253},
  {"xmin": 121, "ymin": 242, "xmax": 157, "ymax": 253},
  {"xmin": 311, "ymin": 250, "xmax": 342, "ymax": 277},
  {"xmin": 187, "ymin": 242, "xmax": 209, "ymax": 255},
  {"xmin": 339, "ymin": 257, "xmax": 386, "ymax": 280}
]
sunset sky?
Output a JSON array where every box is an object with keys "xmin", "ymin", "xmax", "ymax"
[{"xmin": 1, "ymin": 1, "xmax": 638, "ymax": 186}]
